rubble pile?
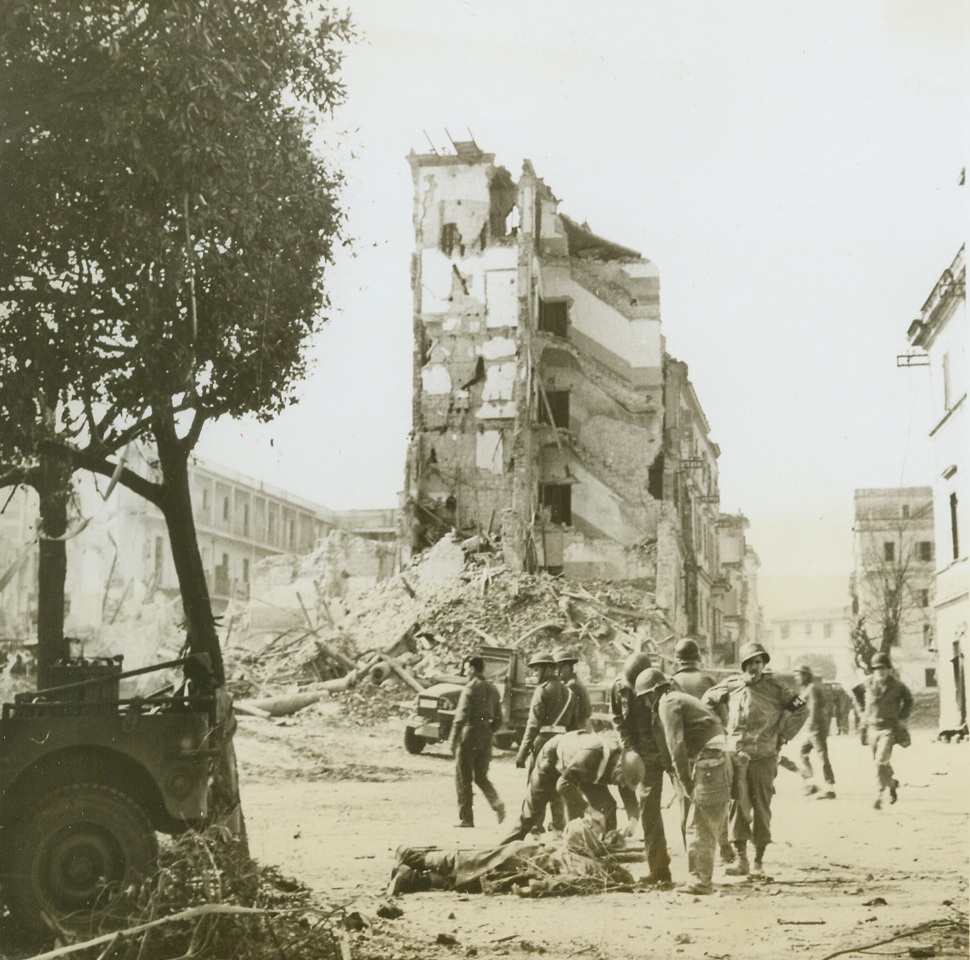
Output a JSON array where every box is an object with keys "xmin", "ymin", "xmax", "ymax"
[{"xmin": 230, "ymin": 534, "xmax": 669, "ymax": 725}]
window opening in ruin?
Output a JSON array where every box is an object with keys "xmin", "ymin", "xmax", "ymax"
[
  {"xmin": 540, "ymin": 483, "xmax": 572, "ymax": 525},
  {"xmin": 441, "ymin": 223, "xmax": 460, "ymax": 257},
  {"xmin": 539, "ymin": 390, "xmax": 570, "ymax": 429},
  {"xmin": 489, "ymin": 169, "xmax": 516, "ymax": 239},
  {"xmin": 538, "ymin": 298, "xmax": 568, "ymax": 338}
]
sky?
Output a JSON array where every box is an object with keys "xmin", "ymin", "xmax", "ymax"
[{"xmin": 198, "ymin": 0, "xmax": 968, "ymax": 618}]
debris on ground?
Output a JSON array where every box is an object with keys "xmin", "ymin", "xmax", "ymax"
[{"xmin": 224, "ymin": 533, "xmax": 669, "ymax": 726}]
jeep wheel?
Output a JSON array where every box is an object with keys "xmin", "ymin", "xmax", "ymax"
[
  {"xmin": 403, "ymin": 726, "xmax": 426, "ymax": 754},
  {"xmin": 3, "ymin": 784, "xmax": 158, "ymax": 935}
]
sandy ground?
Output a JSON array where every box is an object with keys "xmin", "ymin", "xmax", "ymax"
[{"xmin": 237, "ymin": 705, "xmax": 969, "ymax": 960}]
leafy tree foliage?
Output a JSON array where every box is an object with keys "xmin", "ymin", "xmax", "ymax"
[{"xmin": 0, "ymin": 0, "xmax": 351, "ymax": 685}]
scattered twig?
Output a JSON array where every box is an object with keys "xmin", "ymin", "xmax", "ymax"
[{"xmin": 817, "ymin": 918, "xmax": 961, "ymax": 960}]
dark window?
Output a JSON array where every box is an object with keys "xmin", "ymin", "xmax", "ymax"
[
  {"xmin": 951, "ymin": 493, "xmax": 960, "ymax": 560},
  {"xmin": 918, "ymin": 588, "xmax": 930, "ymax": 608},
  {"xmin": 540, "ymin": 484, "xmax": 572, "ymax": 525},
  {"xmin": 917, "ymin": 541, "xmax": 933, "ymax": 562},
  {"xmin": 923, "ymin": 624, "xmax": 933, "ymax": 647},
  {"xmin": 223, "ymin": 496, "xmax": 230, "ymax": 521},
  {"xmin": 539, "ymin": 390, "xmax": 570, "ymax": 428},
  {"xmin": 883, "ymin": 541, "xmax": 895, "ymax": 562},
  {"xmin": 440, "ymin": 223, "xmax": 460, "ymax": 257},
  {"xmin": 925, "ymin": 667, "xmax": 937, "ymax": 687},
  {"xmin": 902, "ymin": 504, "xmax": 910, "ymax": 519},
  {"xmin": 538, "ymin": 299, "xmax": 568, "ymax": 337}
]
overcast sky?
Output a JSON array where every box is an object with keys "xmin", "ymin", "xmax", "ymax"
[{"xmin": 199, "ymin": 0, "xmax": 968, "ymax": 617}]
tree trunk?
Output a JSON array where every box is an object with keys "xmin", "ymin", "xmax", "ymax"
[
  {"xmin": 35, "ymin": 449, "xmax": 71, "ymax": 689},
  {"xmin": 153, "ymin": 411, "xmax": 246, "ymax": 851}
]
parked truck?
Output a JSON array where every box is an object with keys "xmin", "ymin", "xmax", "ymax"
[
  {"xmin": 0, "ymin": 654, "xmax": 222, "ymax": 935},
  {"xmin": 403, "ymin": 646, "xmax": 534, "ymax": 754}
]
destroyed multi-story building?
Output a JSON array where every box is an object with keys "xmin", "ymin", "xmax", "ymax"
[{"xmin": 403, "ymin": 140, "xmax": 757, "ymax": 657}]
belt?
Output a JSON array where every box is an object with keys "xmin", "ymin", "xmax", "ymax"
[{"xmin": 539, "ymin": 725, "xmax": 567, "ymax": 735}]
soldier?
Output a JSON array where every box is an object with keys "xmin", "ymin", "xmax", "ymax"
[
  {"xmin": 450, "ymin": 654, "xmax": 506, "ymax": 828},
  {"xmin": 610, "ymin": 650, "xmax": 672, "ymax": 886},
  {"xmin": 635, "ymin": 668, "xmax": 732, "ymax": 895},
  {"xmin": 702, "ymin": 641, "xmax": 804, "ymax": 878},
  {"xmin": 669, "ymin": 638, "xmax": 717, "ymax": 700},
  {"xmin": 555, "ymin": 648, "xmax": 592, "ymax": 732},
  {"xmin": 516, "ymin": 650, "xmax": 571, "ymax": 834},
  {"xmin": 862, "ymin": 652, "xmax": 913, "ymax": 810},
  {"xmin": 502, "ymin": 730, "xmax": 642, "ymax": 844},
  {"xmin": 794, "ymin": 664, "xmax": 836, "ymax": 800}
]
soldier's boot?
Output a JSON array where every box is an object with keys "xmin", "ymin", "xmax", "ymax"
[
  {"xmin": 719, "ymin": 843, "xmax": 736, "ymax": 864},
  {"xmin": 750, "ymin": 844, "xmax": 767, "ymax": 877},
  {"xmin": 493, "ymin": 801, "xmax": 506, "ymax": 823},
  {"xmin": 889, "ymin": 779, "xmax": 899, "ymax": 804},
  {"xmin": 724, "ymin": 842, "xmax": 750, "ymax": 876}
]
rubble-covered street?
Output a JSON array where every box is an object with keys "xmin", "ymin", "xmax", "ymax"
[{"xmin": 238, "ymin": 705, "xmax": 968, "ymax": 960}]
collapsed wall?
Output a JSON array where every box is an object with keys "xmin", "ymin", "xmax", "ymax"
[{"xmin": 404, "ymin": 142, "xmax": 672, "ymax": 589}]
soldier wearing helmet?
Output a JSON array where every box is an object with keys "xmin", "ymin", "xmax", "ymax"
[
  {"xmin": 555, "ymin": 647, "xmax": 592, "ymax": 732},
  {"xmin": 702, "ymin": 641, "xmax": 804, "ymax": 878},
  {"xmin": 515, "ymin": 650, "xmax": 572, "ymax": 834},
  {"xmin": 636, "ymin": 668, "xmax": 730, "ymax": 895},
  {"xmin": 670, "ymin": 638, "xmax": 717, "ymax": 701},
  {"xmin": 793, "ymin": 663, "xmax": 836, "ymax": 800},
  {"xmin": 609, "ymin": 650, "xmax": 672, "ymax": 886},
  {"xmin": 502, "ymin": 730, "xmax": 641, "ymax": 845},
  {"xmin": 861, "ymin": 652, "xmax": 912, "ymax": 810}
]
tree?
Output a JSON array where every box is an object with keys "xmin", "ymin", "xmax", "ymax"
[
  {"xmin": 0, "ymin": 0, "xmax": 350, "ymax": 678},
  {"xmin": 849, "ymin": 511, "xmax": 934, "ymax": 670},
  {"xmin": 0, "ymin": 0, "xmax": 352, "ymax": 830}
]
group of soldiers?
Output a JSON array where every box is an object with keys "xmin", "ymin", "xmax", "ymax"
[{"xmin": 436, "ymin": 638, "xmax": 914, "ymax": 897}]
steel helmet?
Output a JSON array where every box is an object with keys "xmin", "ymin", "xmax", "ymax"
[
  {"xmin": 622, "ymin": 651, "xmax": 653, "ymax": 686},
  {"xmin": 739, "ymin": 641, "xmax": 771, "ymax": 670},
  {"xmin": 794, "ymin": 663, "xmax": 813, "ymax": 679},
  {"xmin": 612, "ymin": 749, "xmax": 646, "ymax": 790},
  {"xmin": 634, "ymin": 667, "xmax": 670, "ymax": 698},
  {"xmin": 528, "ymin": 650, "xmax": 556, "ymax": 669},
  {"xmin": 554, "ymin": 648, "xmax": 579, "ymax": 665},
  {"xmin": 675, "ymin": 638, "xmax": 701, "ymax": 662},
  {"xmin": 871, "ymin": 652, "xmax": 892, "ymax": 669}
]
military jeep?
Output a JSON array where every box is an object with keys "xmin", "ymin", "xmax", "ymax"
[
  {"xmin": 403, "ymin": 646, "xmax": 533, "ymax": 754},
  {"xmin": 0, "ymin": 654, "xmax": 222, "ymax": 935}
]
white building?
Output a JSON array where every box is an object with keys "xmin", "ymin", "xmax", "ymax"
[
  {"xmin": 764, "ymin": 606, "xmax": 855, "ymax": 682},
  {"xmin": 907, "ymin": 244, "xmax": 968, "ymax": 732}
]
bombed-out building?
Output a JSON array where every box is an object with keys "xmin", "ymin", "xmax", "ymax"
[{"xmin": 403, "ymin": 140, "xmax": 751, "ymax": 653}]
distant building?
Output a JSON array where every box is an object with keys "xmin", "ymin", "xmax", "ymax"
[
  {"xmin": 764, "ymin": 606, "xmax": 854, "ymax": 681},
  {"xmin": 906, "ymin": 244, "xmax": 967, "ymax": 731},
  {"xmin": 716, "ymin": 513, "xmax": 763, "ymax": 663},
  {"xmin": 403, "ymin": 139, "xmax": 745, "ymax": 653},
  {"xmin": 851, "ymin": 487, "xmax": 937, "ymax": 691},
  {"xmin": 0, "ymin": 444, "xmax": 395, "ymax": 637}
]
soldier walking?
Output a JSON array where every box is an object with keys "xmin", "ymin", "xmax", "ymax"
[
  {"xmin": 450, "ymin": 654, "xmax": 505, "ymax": 828},
  {"xmin": 794, "ymin": 664, "xmax": 836, "ymax": 799},
  {"xmin": 862, "ymin": 652, "xmax": 913, "ymax": 810}
]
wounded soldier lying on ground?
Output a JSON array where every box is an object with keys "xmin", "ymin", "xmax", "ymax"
[{"xmin": 387, "ymin": 812, "xmax": 636, "ymax": 898}]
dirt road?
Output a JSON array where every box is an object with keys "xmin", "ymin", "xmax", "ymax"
[{"xmin": 237, "ymin": 704, "xmax": 968, "ymax": 960}]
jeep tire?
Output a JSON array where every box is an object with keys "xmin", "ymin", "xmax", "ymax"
[
  {"xmin": 403, "ymin": 726, "xmax": 426, "ymax": 754},
  {"xmin": 2, "ymin": 784, "xmax": 158, "ymax": 935}
]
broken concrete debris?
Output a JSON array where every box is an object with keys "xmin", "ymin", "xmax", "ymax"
[{"xmin": 227, "ymin": 533, "xmax": 665, "ymax": 724}]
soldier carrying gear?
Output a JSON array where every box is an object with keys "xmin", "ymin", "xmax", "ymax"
[
  {"xmin": 610, "ymin": 650, "xmax": 671, "ymax": 886},
  {"xmin": 862, "ymin": 652, "xmax": 912, "ymax": 810}
]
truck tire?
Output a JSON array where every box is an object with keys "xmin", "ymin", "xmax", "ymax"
[
  {"xmin": 403, "ymin": 726, "xmax": 426, "ymax": 754},
  {"xmin": 2, "ymin": 784, "xmax": 158, "ymax": 935}
]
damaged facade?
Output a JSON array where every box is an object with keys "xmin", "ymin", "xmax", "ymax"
[{"xmin": 403, "ymin": 140, "xmax": 758, "ymax": 659}]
